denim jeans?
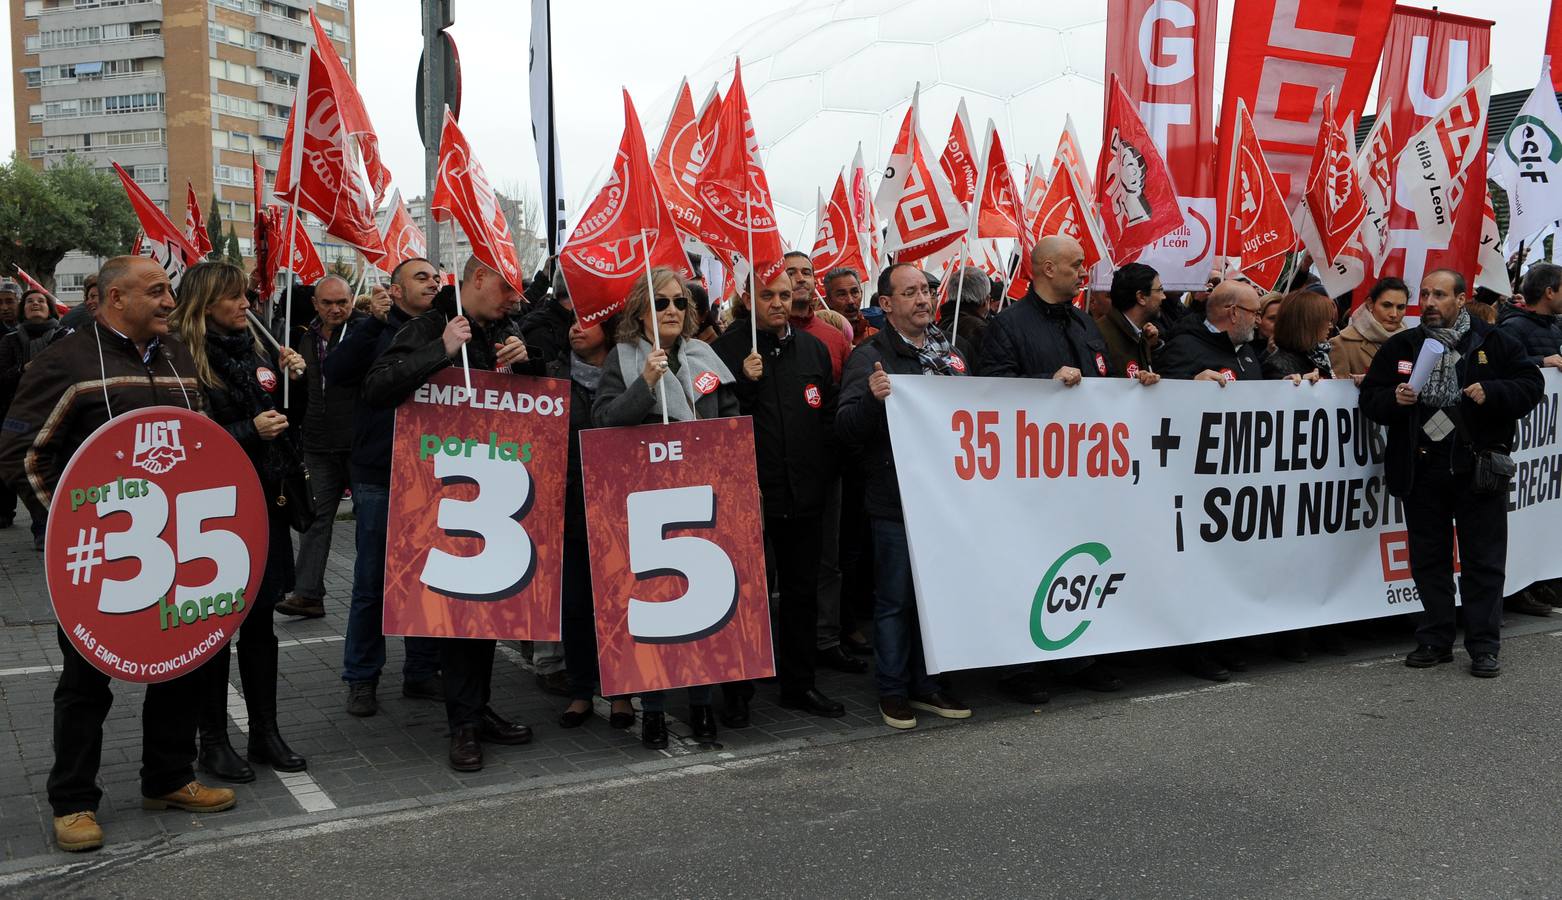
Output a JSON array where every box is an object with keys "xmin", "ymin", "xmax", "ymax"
[
  {"xmin": 292, "ymin": 448, "xmax": 350, "ymax": 602},
  {"xmin": 342, "ymin": 481, "xmax": 440, "ymax": 684},
  {"xmin": 870, "ymin": 517, "xmax": 939, "ymax": 699}
]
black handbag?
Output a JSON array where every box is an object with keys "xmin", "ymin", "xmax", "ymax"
[
  {"xmin": 270, "ymin": 436, "xmax": 318, "ymax": 533},
  {"xmin": 1449, "ymin": 407, "xmax": 1516, "ymax": 495}
]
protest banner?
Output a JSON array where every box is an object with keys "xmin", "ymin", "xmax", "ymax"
[
  {"xmin": 384, "ymin": 367, "xmax": 571, "ymax": 640},
  {"xmin": 885, "ymin": 373, "xmax": 1562, "ymax": 674},
  {"xmin": 44, "ymin": 407, "xmax": 268, "ymax": 683},
  {"xmin": 580, "ymin": 417, "xmax": 774, "ymax": 697}
]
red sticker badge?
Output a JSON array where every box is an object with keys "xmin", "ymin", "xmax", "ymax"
[
  {"xmin": 949, "ymin": 354, "xmax": 967, "ymax": 373},
  {"xmin": 1095, "ymin": 352, "xmax": 1107, "ymax": 376},
  {"xmin": 256, "ymin": 366, "xmax": 278, "ymax": 393},
  {"xmin": 693, "ymin": 371, "xmax": 721, "ymax": 395},
  {"xmin": 1397, "ymin": 360, "xmax": 1414, "ymax": 375},
  {"xmin": 1220, "ymin": 368, "xmax": 1237, "ymax": 383},
  {"xmin": 804, "ymin": 384, "xmax": 822, "ymax": 408},
  {"xmin": 1126, "ymin": 361, "xmax": 1140, "ymax": 379}
]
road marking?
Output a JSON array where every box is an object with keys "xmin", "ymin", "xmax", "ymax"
[
  {"xmin": 1131, "ymin": 681, "xmax": 1252, "ymax": 704},
  {"xmin": 276, "ymin": 635, "xmax": 346, "ymax": 649},
  {"xmin": 0, "ymin": 664, "xmax": 61, "ymax": 678},
  {"xmin": 225, "ymin": 683, "xmax": 337, "ymax": 813}
]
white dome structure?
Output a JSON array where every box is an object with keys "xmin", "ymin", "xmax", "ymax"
[{"xmin": 670, "ymin": 0, "xmax": 1111, "ymax": 246}]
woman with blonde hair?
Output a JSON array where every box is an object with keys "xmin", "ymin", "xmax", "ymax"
[
  {"xmin": 593, "ymin": 266, "xmax": 738, "ymax": 749},
  {"xmin": 170, "ymin": 261, "xmax": 309, "ymax": 782}
]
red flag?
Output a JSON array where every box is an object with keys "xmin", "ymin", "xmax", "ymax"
[
  {"xmin": 309, "ymin": 11, "xmax": 390, "ymax": 205},
  {"xmin": 1304, "ymin": 92, "xmax": 1367, "ymax": 267},
  {"xmin": 939, "ymin": 98, "xmax": 980, "ymax": 207},
  {"xmin": 377, "ymin": 189, "xmax": 429, "ymax": 274},
  {"xmin": 267, "ymin": 205, "xmax": 326, "ymax": 286},
  {"xmin": 848, "ymin": 143, "xmax": 881, "ymax": 281},
  {"xmin": 561, "ymin": 91, "xmax": 692, "ymax": 326},
  {"xmin": 876, "ymin": 86, "xmax": 968, "ymax": 261},
  {"xmin": 273, "ymin": 43, "xmax": 383, "ymax": 255},
  {"xmin": 1225, "ymin": 99, "xmax": 1296, "ymax": 276},
  {"xmin": 651, "ymin": 78, "xmax": 706, "ymax": 241},
  {"xmin": 12, "ymin": 265, "xmax": 49, "ymax": 298},
  {"xmin": 973, "ymin": 123, "xmax": 1023, "ymax": 241},
  {"xmin": 1054, "ymin": 117, "xmax": 1094, "ymax": 197},
  {"xmin": 694, "ymin": 59, "xmax": 786, "ymax": 284},
  {"xmin": 250, "ymin": 154, "xmax": 277, "ymax": 297},
  {"xmin": 1020, "ymin": 156, "xmax": 1047, "ymax": 237},
  {"xmin": 431, "ymin": 109, "xmax": 525, "ymax": 293},
  {"xmin": 812, "ymin": 172, "xmax": 868, "ymax": 286},
  {"xmin": 1036, "ymin": 164, "xmax": 1108, "ymax": 273},
  {"xmin": 112, "ymin": 161, "xmax": 199, "ymax": 284},
  {"xmin": 184, "ymin": 183, "xmax": 212, "ymax": 258},
  {"xmin": 1095, "ymin": 77, "xmax": 1183, "ymax": 263},
  {"xmin": 1550, "ymin": 1, "xmax": 1562, "ymax": 92}
]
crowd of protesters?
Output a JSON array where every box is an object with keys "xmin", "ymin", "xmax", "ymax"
[{"xmin": 1, "ymin": 241, "xmax": 1557, "ymax": 852}]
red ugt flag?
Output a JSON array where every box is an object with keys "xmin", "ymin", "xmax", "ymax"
[
  {"xmin": 694, "ymin": 59, "xmax": 787, "ymax": 284},
  {"xmin": 431, "ymin": 109, "xmax": 525, "ymax": 293},
  {"xmin": 267, "ymin": 205, "xmax": 326, "ymax": 286},
  {"xmin": 377, "ymin": 189, "xmax": 429, "ymax": 274},
  {"xmin": 1225, "ymin": 98, "xmax": 1296, "ymax": 276},
  {"xmin": 940, "ymin": 98, "xmax": 979, "ymax": 207},
  {"xmin": 560, "ymin": 91, "xmax": 691, "ymax": 326},
  {"xmin": 973, "ymin": 122, "xmax": 1023, "ymax": 241},
  {"xmin": 812, "ymin": 171, "xmax": 868, "ymax": 285},
  {"xmin": 113, "ymin": 161, "xmax": 200, "ymax": 285},
  {"xmin": 1304, "ymin": 91, "xmax": 1367, "ymax": 267},
  {"xmin": 1095, "ymin": 77, "xmax": 1183, "ymax": 263},
  {"xmin": 309, "ymin": 10, "xmax": 391, "ymax": 206},
  {"xmin": 184, "ymin": 183, "xmax": 213, "ymax": 258}
]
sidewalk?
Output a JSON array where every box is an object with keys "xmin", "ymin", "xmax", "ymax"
[{"xmin": 2, "ymin": 503, "xmax": 1556, "ymax": 879}]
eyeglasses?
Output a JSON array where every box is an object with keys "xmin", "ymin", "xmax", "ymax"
[
  {"xmin": 653, "ymin": 295, "xmax": 691, "ymax": 312},
  {"xmin": 896, "ymin": 285, "xmax": 934, "ymax": 299},
  {"xmin": 1234, "ymin": 305, "xmax": 1263, "ymax": 316}
]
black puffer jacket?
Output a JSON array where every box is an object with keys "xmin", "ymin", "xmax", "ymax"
[
  {"xmin": 361, "ymin": 293, "xmax": 542, "ymax": 412},
  {"xmin": 837, "ymin": 327, "xmax": 963, "ymax": 520},
  {"xmin": 712, "ymin": 325, "xmax": 838, "ymax": 519},
  {"xmin": 293, "ymin": 312, "xmax": 368, "ymax": 453},
  {"xmin": 1360, "ymin": 319, "xmax": 1544, "ymax": 498},
  {"xmin": 1262, "ymin": 346, "xmax": 1332, "ymax": 380},
  {"xmin": 1158, "ymin": 322, "xmax": 1264, "ymax": 381},
  {"xmin": 978, "ymin": 290, "xmax": 1109, "ymax": 378},
  {"xmin": 1496, "ymin": 304, "xmax": 1562, "ymax": 367},
  {"xmin": 200, "ymin": 329, "xmax": 304, "ymax": 495},
  {"xmin": 324, "ymin": 303, "xmax": 418, "ymax": 487},
  {"xmin": 0, "ymin": 320, "xmax": 60, "ymax": 415}
]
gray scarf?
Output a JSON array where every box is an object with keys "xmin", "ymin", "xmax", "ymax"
[
  {"xmin": 612, "ymin": 337, "xmax": 734, "ymax": 422},
  {"xmin": 1419, "ymin": 309, "xmax": 1471, "ymax": 409},
  {"xmin": 570, "ymin": 352, "xmax": 602, "ymax": 393}
]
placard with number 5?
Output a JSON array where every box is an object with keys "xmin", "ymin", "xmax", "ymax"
[
  {"xmin": 580, "ymin": 417, "xmax": 774, "ymax": 696},
  {"xmin": 385, "ymin": 368, "xmax": 570, "ymax": 640}
]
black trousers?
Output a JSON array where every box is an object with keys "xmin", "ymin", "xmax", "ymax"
[
  {"xmin": 767, "ymin": 514, "xmax": 823, "ymax": 693},
  {"xmin": 48, "ymin": 628, "xmax": 200, "ymax": 815},
  {"xmin": 0, "ymin": 473, "xmax": 17, "ymax": 523},
  {"xmin": 1405, "ymin": 446, "xmax": 1508, "ymax": 657},
  {"xmin": 560, "ymin": 533, "xmax": 601, "ymax": 701},
  {"xmin": 839, "ymin": 468, "xmax": 875, "ymax": 636},
  {"xmin": 440, "ymin": 638, "xmax": 496, "ymax": 728},
  {"xmin": 202, "ymin": 511, "xmax": 290, "ymax": 728}
]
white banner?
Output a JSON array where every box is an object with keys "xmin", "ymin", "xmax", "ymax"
[{"xmin": 886, "ymin": 372, "xmax": 1562, "ymax": 674}]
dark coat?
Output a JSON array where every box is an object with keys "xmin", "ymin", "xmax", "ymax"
[
  {"xmin": 1360, "ymin": 318, "xmax": 1544, "ymax": 498},
  {"xmin": 361, "ymin": 297, "xmax": 539, "ymax": 412},
  {"xmin": 0, "ymin": 320, "xmax": 61, "ymax": 415},
  {"xmin": 977, "ymin": 290, "xmax": 1110, "ymax": 379},
  {"xmin": 1262, "ymin": 347, "xmax": 1332, "ymax": 380},
  {"xmin": 293, "ymin": 312, "xmax": 369, "ymax": 453},
  {"xmin": 521, "ymin": 296, "xmax": 575, "ymax": 366},
  {"xmin": 1158, "ymin": 322, "xmax": 1264, "ymax": 381},
  {"xmin": 592, "ymin": 339, "xmax": 739, "ymax": 426},
  {"xmin": 1095, "ymin": 307, "xmax": 1154, "ymax": 378},
  {"xmin": 937, "ymin": 301, "xmax": 988, "ymax": 372},
  {"xmin": 712, "ymin": 325, "xmax": 838, "ymax": 519},
  {"xmin": 545, "ymin": 355, "xmax": 599, "ymax": 543},
  {"xmin": 200, "ymin": 331, "xmax": 306, "ymax": 500},
  {"xmin": 837, "ymin": 326, "xmax": 961, "ymax": 520},
  {"xmin": 1496, "ymin": 304, "xmax": 1562, "ymax": 368},
  {"xmin": 323, "ymin": 304, "xmax": 417, "ymax": 487}
]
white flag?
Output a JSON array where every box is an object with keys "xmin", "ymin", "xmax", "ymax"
[
  {"xmin": 1355, "ymin": 103, "xmax": 1394, "ymax": 272},
  {"xmin": 1396, "ymin": 67, "xmax": 1492, "ymax": 247},
  {"xmin": 1474, "ymin": 186, "xmax": 1510, "ymax": 295},
  {"xmin": 1490, "ymin": 63, "xmax": 1562, "ymax": 254}
]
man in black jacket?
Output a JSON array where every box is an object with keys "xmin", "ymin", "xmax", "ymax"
[
  {"xmin": 362, "ymin": 257, "xmax": 537, "ymax": 771},
  {"xmin": 1098, "ymin": 262, "xmax": 1163, "ymax": 379},
  {"xmin": 837, "ymin": 262, "xmax": 972, "ymax": 730},
  {"xmin": 279, "ymin": 275, "xmax": 366, "ymax": 619},
  {"xmin": 1498, "ymin": 263, "xmax": 1562, "ymax": 370},
  {"xmin": 322, "ymin": 258, "xmax": 444, "ymax": 717},
  {"xmin": 1158, "ymin": 279, "xmax": 1264, "ymax": 383},
  {"xmin": 1361, "ymin": 269, "xmax": 1544, "ymax": 677},
  {"xmin": 714, "ymin": 269, "xmax": 846, "ymax": 723}
]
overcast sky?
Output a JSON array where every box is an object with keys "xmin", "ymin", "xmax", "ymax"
[{"xmin": 0, "ymin": 0, "xmax": 1545, "ymax": 225}]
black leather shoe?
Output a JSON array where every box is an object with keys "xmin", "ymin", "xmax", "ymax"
[
  {"xmin": 689, "ymin": 705, "xmax": 718, "ymax": 742},
  {"xmin": 346, "ymin": 681, "xmax": 378, "ymax": 717},
  {"xmin": 818, "ymin": 645, "xmax": 869, "ymax": 674},
  {"xmin": 248, "ymin": 720, "xmax": 307, "ymax": 772},
  {"xmin": 198, "ymin": 727, "xmax": 255, "ymax": 784},
  {"xmin": 841, "ymin": 633, "xmax": 873, "ymax": 656},
  {"xmin": 996, "ymin": 672, "xmax": 1050, "ymax": 705},
  {"xmin": 1405, "ymin": 645, "xmax": 1453, "ymax": 668},
  {"xmin": 1469, "ymin": 653, "xmax": 1501, "ymax": 678},
  {"xmin": 641, "ymin": 711, "xmax": 668, "ymax": 749},
  {"xmin": 449, "ymin": 724, "xmax": 483, "ymax": 771},
  {"xmin": 1065, "ymin": 662, "xmax": 1124, "ymax": 692},
  {"xmin": 1184, "ymin": 651, "xmax": 1230, "ymax": 683},
  {"xmin": 778, "ymin": 688, "xmax": 846, "ymax": 718},
  {"xmin": 402, "ymin": 676, "xmax": 444, "ymax": 701},
  {"xmin": 478, "ymin": 708, "xmax": 533, "ymax": 745},
  {"xmin": 608, "ymin": 703, "xmax": 636, "ymax": 730},
  {"xmin": 559, "ymin": 705, "xmax": 591, "ymax": 728},
  {"xmin": 1506, "ymin": 591, "xmax": 1553, "ymax": 618},
  {"xmin": 719, "ymin": 694, "xmax": 751, "ymax": 728}
]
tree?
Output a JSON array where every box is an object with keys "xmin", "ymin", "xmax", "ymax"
[
  {"xmin": 497, "ymin": 182, "xmax": 549, "ymax": 278},
  {"xmin": 206, "ymin": 196, "xmax": 223, "ymax": 260},
  {"xmin": 225, "ymin": 225, "xmax": 242, "ymax": 265},
  {"xmin": 0, "ymin": 153, "xmax": 138, "ymax": 290},
  {"xmin": 328, "ymin": 259, "xmax": 356, "ymax": 282}
]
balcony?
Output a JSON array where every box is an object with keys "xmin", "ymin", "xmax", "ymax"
[
  {"xmin": 41, "ymin": 70, "xmax": 163, "ymax": 101},
  {"xmin": 39, "ymin": 1, "xmax": 162, "ymax": 25},
  {"xmin": 45, "ymin": 35, "xmax": 163, "ymax": 66},
  {"xmin": 255, "ymin": 11, "xmax": 309, "ymax": 44},
  {"xmin": 258, "ymin": 116, "xmax": 289, "ymax": 141},
  {"xmin": 257, "ymin": 80, "xmax": 296, "ymax": 107},
  {"xmin": 255, "ymin": 46, "xmax": 303, "ymax": 75}
]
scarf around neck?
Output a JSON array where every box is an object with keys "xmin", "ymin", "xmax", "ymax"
[
  {"xmin": 1420, "ymin": 309, "xmax": 1471, "ymax": 409},
  {"xmin": 1348, "ymin": 301, "xmax": 1397, "ymax": 345},
  {"xmin": 612, "ymin": 337, "xmax": 734, "ymax": 422}
]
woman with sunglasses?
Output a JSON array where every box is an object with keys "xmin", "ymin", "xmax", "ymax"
[{"xmin": 593, "ymin": 267, "xmax": 738, "ymax": 749}]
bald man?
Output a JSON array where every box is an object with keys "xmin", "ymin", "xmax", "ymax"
[{"xmin": 1157, "ymin": 278, "xmax": 1264, "ymax": 383}]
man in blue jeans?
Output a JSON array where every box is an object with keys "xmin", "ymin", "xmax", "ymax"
[
  {"xmin": 322, "ymin": 258, "xmax": 444, "ymax": 717},
  {"xmin": 836, "ymin": 263, "xmax": 972, "ymax": 730}
]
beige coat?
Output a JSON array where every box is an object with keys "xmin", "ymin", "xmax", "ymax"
[{"xmin": 1329, "ymin": 324, "xmax": 1380, "ymax": 376}]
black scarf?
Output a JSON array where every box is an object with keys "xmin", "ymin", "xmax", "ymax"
[{"xmin": 208, "ymin": 329, "xmax": 276, "ymax": 415}]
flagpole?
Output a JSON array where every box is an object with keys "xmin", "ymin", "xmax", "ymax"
[
  {"xmin": 746, "ymin": 194, "xmax": 758, "ymax": 354},
  {"xmin": 281, "ymin": 200, "xmax": 297, "ymax": 408},
  {"xmin": 641, "ymin": 228, "xmax": 670, "ymax": 426},
  {"xmin": 448, "ymin": 220, "xmax": 472, "ymax": 394},
  {"xmin": 1222, "ymin": 101, "xmax": 1244, "ymax": 263}
]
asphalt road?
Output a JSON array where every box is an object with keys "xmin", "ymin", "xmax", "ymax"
[{"xmin": 20, "ymin": 630, "xmax": 1562, "ymax": 899}]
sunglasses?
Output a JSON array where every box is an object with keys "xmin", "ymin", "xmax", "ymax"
[{"xmin": 653, "ymin": 295, "xmax": 691, "ymax": 312}]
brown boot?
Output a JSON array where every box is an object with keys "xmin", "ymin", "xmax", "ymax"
[
  {"xmin": 53, "ymin": 811, "xmax": 103, "ymax": 852},
  {"xmin": 275, "ymin": 595, "xmax": 326, "ymax": 618},
  {"xmin": 142, "ymin": 781, "xmax": 237, "ymax": 813}
]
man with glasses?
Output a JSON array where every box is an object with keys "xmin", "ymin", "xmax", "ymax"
[
  {"xmin": 837, "ymin": 262, "xmax": 972, "ymax": 730},
  {"xmin": 1158, "ymin": 279, "xmax": 1264, "ymax": 384}
]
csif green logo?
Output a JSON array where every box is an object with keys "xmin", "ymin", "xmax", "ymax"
[
  {"xmin": 1029, "ymin": 542, "xmax": 1126, "ymax": 652},
  {"xmin": 1503, "ymin": 115, "xmax": 1562, "ymax": 168}
]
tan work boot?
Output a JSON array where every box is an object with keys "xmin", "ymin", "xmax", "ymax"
[
  {"xmin": 53, "ymin": 811, "xmax": 103, "ymax": 852},
  {"xmin": 142, "ymin": 781, "xmax": 237, "ymax": 813}
]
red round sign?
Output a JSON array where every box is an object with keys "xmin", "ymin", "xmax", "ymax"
[{"xmin": 44, "ymin": 406, "xmax": 269, "ymax": 682}]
